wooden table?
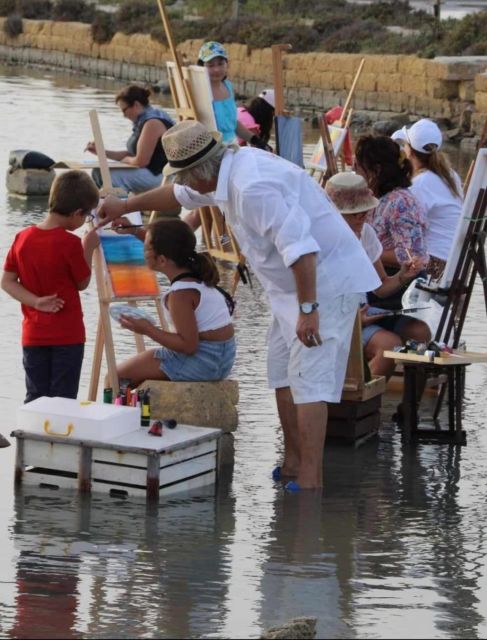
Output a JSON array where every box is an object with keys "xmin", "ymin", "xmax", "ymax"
[{"xmin": 384, "ymin": 350, "xmax": 487, "ymax": 445}]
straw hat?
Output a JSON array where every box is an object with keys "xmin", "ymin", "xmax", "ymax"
[
  {"xmin": 392, "ymin": 118, "xmax": 443, "ymax": 154},
  {"xmin": 325, "ymin": 172, "xmax": 378, "ymax": 214},
  {"xmin": 162, "ymin": 121, "xmax": 223, "ymax": 177}
]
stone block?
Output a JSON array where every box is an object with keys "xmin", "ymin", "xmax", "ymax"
[
  {"xmin": 475, "ymin": 73, "xmax": 487, "ymax": 92},
  {"xmin": 459, "ymin": 80, "xmax": 475, "ymax": 102},
  {"xmin": 476, "ymin": 92, "xmax": 487, "ymax": 113},
  {"xmin": 147, "ymin": 380, "xmax": 239, "ymax": 432},
  {"xmin": 433, "ymin": 56, "xmax": 487, "ymax": 81},
  {"xmin": 426, "ymin": 79, "xmax": 459, "ymax": 100},
  {"xmin": 6, "ymin": 169, "xmax": 55, "ymax": 196}
]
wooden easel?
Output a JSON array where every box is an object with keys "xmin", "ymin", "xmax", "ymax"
[
  {"xmin": 157, "ymin": 0, "xmax": 247, "ymax": 296},
  {"xmin": 88, "ymin": 110, "xmax": 166, "ymax": 400}
]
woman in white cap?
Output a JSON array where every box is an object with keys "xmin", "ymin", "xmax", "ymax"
[
  {"xmin": 237, "ymin": 89, "xmax": 275, "ymax": 147},
  {"xmin": 326, "ymin": 171, "xmax": 428, "ymax": 379},
  {"xmin": 392, "ymin": 119, "xmax": 463, "ymax": 280}
]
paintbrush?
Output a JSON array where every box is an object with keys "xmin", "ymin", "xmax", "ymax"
[
  {"xmin": 379, "ymin": 306, "xmax": 431, "ymax": 317},
  {"xmin": 113, "ymin": 224, "xmax": 145, "ymax": 230}
]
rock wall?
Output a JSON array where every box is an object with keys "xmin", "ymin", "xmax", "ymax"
[{"xmin": 1, "ymin": 18, "xmax": 487, "ymax": 134}]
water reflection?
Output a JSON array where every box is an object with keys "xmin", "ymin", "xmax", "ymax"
[{"xmin": 9, "ymin": 485, "xmax": 236, "ymax": 639}]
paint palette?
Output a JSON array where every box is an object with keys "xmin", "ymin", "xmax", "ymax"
[{"xmin": 109, "ymin": 304, "xmax": 156, "ymax": 324}]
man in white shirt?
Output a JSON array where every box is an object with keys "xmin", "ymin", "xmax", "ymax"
[{"xmin": 99, "ymin": 121, "xmax": 380, "ymax": 490}]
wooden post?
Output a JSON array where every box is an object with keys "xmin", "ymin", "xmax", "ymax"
[
  {"xmin": 14, "ymin": 436, "xmax": 24, "ymax": 486},
  {"xmin": 340, "ymin": 58, "xmax": 365, "ymax": 127},
  {"xmin": 272, "ymin": 44, "xmax": 292, "ymax": 116}
]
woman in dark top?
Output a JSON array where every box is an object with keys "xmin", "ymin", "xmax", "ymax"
[{"xmin": 85, "ymin": 84, "xmax": 174, "ymax": 194}]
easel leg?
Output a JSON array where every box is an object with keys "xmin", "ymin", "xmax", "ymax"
[
  {"xmin": 89, "ymin": 316, "xmax": 104, "ymax": 401},
  {"xmin": 100, "ymin": 302, "xmax": 119, "ymax": 396},
  {"xmin": 402, "ymin": 365, "xmax": 418, "ymax": 442}
]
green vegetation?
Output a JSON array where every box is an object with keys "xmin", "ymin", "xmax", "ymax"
[{"xmin": 1, "ymin": 0, "xmax": 487, "ymax": 57}]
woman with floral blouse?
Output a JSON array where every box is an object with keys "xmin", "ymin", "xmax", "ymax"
[{"xmin": 353, "ymin": 134, "xmax": 431, "ymax": 378}]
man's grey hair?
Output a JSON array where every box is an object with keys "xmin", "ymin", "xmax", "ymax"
[{"xmin": 172, "ymin": 146, "xmax": 228, "ymax": 187}]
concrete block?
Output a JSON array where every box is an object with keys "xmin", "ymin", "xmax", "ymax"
[
  {"xmin": 6, "ymin": 169, "xmax": 55, "ymax": 196},
  {"xmin": 147, "ymin": 380, "xmax": 239, "ymax": 432}
]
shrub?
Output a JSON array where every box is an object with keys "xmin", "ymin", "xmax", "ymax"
[
  {"xmin": 320, "ymin": 20, "xmax": 383, "ymax": 53},
  {"xmin": 91, "ymin": 11, "xmax": 115, "ymax": 44},
  {"xmin": 440, "ymin": 10, "xmax": 487, "ymax": 55},
  {"xmin": 0, "ymin": 0, "xmax": 15, "ymax": 16},
  {"xmin": 116, "ymin": 0, "xmax": 159, "ymax": 35},
  {"xmin": 4, "ymin": 13, "xmax": 22, "ymax": 37},
  {"xmin": 52, "ymin": 0, "xmax": 94, "ymax": 23},
  {"xmin": 18, "ymin": 0, "xmax": 52, "ymax": 19}
]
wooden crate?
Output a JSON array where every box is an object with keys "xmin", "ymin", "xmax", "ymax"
[
  {"xmin": 328, "ymin": 394, "xmax": 382, "ymax": 442},
  {"xmin": 11, "ymin": 424, "xmax": 220, "ymax": 500}
]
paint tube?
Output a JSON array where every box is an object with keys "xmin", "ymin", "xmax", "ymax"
[{"xmin": 141, "ymin": 388, "xmax": 150, "ymax": 427}]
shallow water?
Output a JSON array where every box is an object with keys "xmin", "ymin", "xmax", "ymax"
[{"xmin": 1, "ymin": 65, "xmax": 487, "ymax": 639}]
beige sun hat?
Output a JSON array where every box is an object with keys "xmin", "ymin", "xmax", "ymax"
[
  {"xmin": 325, "ymin": 171, "xmax": 379, "ymax": 214},
  {"xmin": 162, "ymin": 120, "xmax": 223, "ymax": 177}
]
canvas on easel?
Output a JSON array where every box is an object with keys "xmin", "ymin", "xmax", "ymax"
[
  {"xmin": 87, "ymin": 109, "xmax": 167, "ymax": 401},
  {"xmin": 161, "ymin": 16, "xmax": 247, "ymax": 296}
]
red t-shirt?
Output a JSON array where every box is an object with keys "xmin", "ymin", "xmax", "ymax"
[{"xmin": 3, "ymin": 226, "xmax": 90, "ymax": 346}]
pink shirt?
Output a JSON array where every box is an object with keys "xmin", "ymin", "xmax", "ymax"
[{"xmin": 237, "ymin": 107, "xmax": 260, "ymax": 145}]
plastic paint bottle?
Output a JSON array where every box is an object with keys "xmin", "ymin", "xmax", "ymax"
[
  {"xmin": 103, "ymin": 387, "xmax": 113, "ymax": 404},
  {"xmin": 114, "ymin": 391, "xmax": 124, "ymax": 406},
  {"xmin": 141, "ymin": 388, "xmax": 150, "ymax": 427}
]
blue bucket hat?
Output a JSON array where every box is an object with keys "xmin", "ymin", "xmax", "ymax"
[{"xmin": 198, "ymin": 41, "xmax": 228, "ymax": 63}]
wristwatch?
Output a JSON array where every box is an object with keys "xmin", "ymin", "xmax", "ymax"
[{"xmin": 299, "ymin": 302, "xmax": 319, "ymax": 314}]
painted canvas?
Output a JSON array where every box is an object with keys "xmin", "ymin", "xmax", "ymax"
[
  {"xmin": 306, "ymin": 125, "xmax": 348, "ymax": 173},
  {"xmin": 97, "ymin": 212, "xmax": 160, "ymax": 298}
]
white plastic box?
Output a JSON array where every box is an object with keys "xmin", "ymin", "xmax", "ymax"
[{"xmin": 16, "ymin": 396, "xmax": 139, "ymax": 441}]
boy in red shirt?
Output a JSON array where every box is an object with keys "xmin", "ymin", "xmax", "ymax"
[{"xmin": 1, "ymin": 170, "xmax": 100, "ymax": 402}]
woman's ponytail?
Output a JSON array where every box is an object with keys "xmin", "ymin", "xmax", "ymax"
[{"xmin": 191, "ymin": 251, "xmax": 220, "ymax": 287}]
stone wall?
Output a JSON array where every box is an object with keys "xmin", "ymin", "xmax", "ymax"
[{"xmin": 1, "ymin": 18, "xmax": 487, "ymax": 134}]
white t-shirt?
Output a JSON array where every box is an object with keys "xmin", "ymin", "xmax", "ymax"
[
  {"xmin": 360, "ymin": 222, "xmax": 383, "ymax": 264},
  {"xmin": 409, "ymin": 170, "xmax": 463, "ymax": 261}
]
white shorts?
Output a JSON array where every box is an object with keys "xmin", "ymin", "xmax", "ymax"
[{"xmin": 267, "ymin": 293, "xmax": 361, "ymax": 404}]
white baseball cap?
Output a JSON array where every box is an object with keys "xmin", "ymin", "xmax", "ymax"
[
  {"xmin": 258, "ymin": 89, "xmax": 275, "ymax": 109},
  {"xmin": 392, "ymin": 118, "xmax": 443, "ymax": 154}
]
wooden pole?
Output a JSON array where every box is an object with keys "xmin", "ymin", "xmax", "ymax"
[
  {"xmin": 340, "ymin": 58, "xmax": 365, "ymax": 126},
  {"xmin": 271, "ymin": 44, "xmax": 292, "ymax": 116}
]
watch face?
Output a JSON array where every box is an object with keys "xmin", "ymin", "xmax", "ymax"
[{"xmin": 300, "ymin": 302, "xmax": 313, "ymax": 314}]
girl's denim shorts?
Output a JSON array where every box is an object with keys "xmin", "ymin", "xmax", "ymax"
[{"xmin": 154, "ymin": 337, "xmax": 236, "ymax": 382}]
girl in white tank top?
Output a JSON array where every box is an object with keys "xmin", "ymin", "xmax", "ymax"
[{"xmin": 113, "ymin": 219, "xmax": 236, "ymax": 387}]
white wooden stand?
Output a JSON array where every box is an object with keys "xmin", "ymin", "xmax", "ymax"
[{"xmin": 11, "ymin": 424, "xmax": 220, "ymax": 500}]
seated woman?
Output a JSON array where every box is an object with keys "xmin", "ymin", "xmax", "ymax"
[
  {"xmin": 237, "ymin": 89, "xmax": 275, "ymax": 147},
  {"xmin": 85, "ymin": 84, "xmax": 174, "ymax": 195},
  {"xmin": 110, "ymin": 218, "xmax": 236, "ymax": 387},
  {"xmin": 326, "ymin": 171, "xmax": 429, "ymax": 379},
  {"xmin": 354, "ymin": 134, "xmax": 429, "ymax": 301},
  {"xmin": 392, "ymin": 118, "xmax": 463, "ymax": 280}
]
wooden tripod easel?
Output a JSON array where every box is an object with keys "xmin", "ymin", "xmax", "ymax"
[
  {"xmin": 157, "ymin": 0, "xmax": 247, "ymax": 296},
  {"xmin": 88, "ymin": 110, "xmax": 166, "ymax": 400}
]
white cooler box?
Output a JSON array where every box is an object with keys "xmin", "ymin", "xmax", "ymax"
[{"xmin": 16, "ymin": 396, "xmax": 139, "ymax": 440}]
